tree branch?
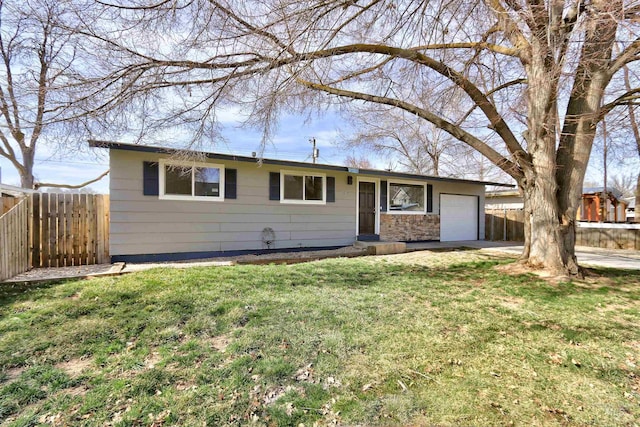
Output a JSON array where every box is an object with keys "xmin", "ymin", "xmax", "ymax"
[
  {"xmin": 297, "ymin": 77, "xmax": 523, "ymax": 180},
  {"xmin": 485, "ymin": 0, "xmax": 531, "ymax": 57},
  {"xmin": 599, "ymin": 88, "xmax": 640, "ymax": 118},
  {"xmin": 30, "ymin": 15, "xmax": 52, "ymax": 148},
  {"xmin": 412, "ymin": 42, "xmax": 520, "ymax": 58},
  {"xmin": 34, "ymin": 169, "xmax": 110, "ymax": 190},
  {"xmin": 608, "ymin": 38, "xmax": 640, "ymax": 76}
]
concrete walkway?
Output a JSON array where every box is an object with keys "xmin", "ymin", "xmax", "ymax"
[
  {"xmin": 407, "ymin": 241, "xmax": 640, "ymax": 270},
  {"xmin": 3, "ymin": 241, "xmax": 639, "ymax": 285}
]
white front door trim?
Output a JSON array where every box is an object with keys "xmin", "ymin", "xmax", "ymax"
[{"xmin": 355, "ymin": 177, "xmax": 381, "ymax": 236}]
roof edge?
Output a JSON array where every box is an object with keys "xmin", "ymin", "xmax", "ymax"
[{"xmin": 89, "ymin": 140, "xmax": 514, "ymax": 188}]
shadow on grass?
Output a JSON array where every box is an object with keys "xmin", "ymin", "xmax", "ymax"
[
  {"xmin": 583, "ymin": 266, "xmax": 640, "ymax": 281},
  {"xmin": 0, "ymin": 280, "xmax": 71, "ymax": 309}
]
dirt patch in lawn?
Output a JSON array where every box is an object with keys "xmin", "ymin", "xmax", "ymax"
[
  {"xmin": 494, "ymin": 262, "xmax": 589, "ymax": 284},
  {"xmin": 498, "ymin": 296, "xmax": 525, "ymax": 310},
  {"xmin": 208, "ymin": 334, "xmax": 231, "ymax": 352},
  {"xmin": 159, "ymin": 246, "xmax": 368, "ymax": 266},
  {"xmin": 64, "ymin": 384, "xmax": 89, "ymax": 397},
  {"xmin": 144, "ymin": 351, "xmax": 162, "ymax": 369},
  {"xmin": 2, "ymin": 366, "xmax": 26, "ymax": 385},
  {"xmin": 56, "ymin": 357, "xmax": 93, "ymax": 378}
]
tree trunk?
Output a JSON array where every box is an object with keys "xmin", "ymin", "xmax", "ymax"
[
  {"xmin": 523, "ymin": 180, "xmax": 580, "ymax": 276},
  {"xmin": 20, "ymin": 148, "xmax": 35, "ymax": 189},
  {"xmin": 522, "ymin": 43, "xmax": 581, "ymax": 277},
  {"xmin": 519, "ymin": 184, "xmax": 531, "ymax": 261},
  {"xmin": 635, "ymin": 172, "xmax": 640, "ymax": 223}
]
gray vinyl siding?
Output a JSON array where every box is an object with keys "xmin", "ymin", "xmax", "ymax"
[{"xmin": 109, "ymin": 150, "xmax": 357, "ymax": 256}]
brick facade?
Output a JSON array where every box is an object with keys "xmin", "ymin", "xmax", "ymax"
[{"xmin": 380, "ymin": 214, "xmax": 440, "ymax": 241}]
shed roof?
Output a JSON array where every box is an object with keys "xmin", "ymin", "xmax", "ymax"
[
  {"xmin": 624, "ymin": 196, "xmax": 636, "ymax": 209},
  {"xmin": 485, "ymin": 189, "xmax": 522, "ymax": 198},
  {"xmin": 0, "ymin": 183, "xmax": 35, "ymax": 197},
  {"xmin": 89, "ymin": 140, "xmax": 514, "ymax": 188},
  {"xmin": 583, "ymin": 186, "xmax": 624, "ymax": 200}
]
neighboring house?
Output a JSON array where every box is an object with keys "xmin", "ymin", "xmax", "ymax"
[
  {"xmin": 484, "ymin": 189, "xmax": 523, "ymax": 210},
  {"xmin": 91, "ymin": 140, "xmax": 512, "ymax": 262},
  {"xmin": 389, "ymin": 186, "xmax": 421, "ymax": 211},
  {"xmin": 578, "ymin": 187, "xmax": 628, "ymax": 223},
  {"xmin": 0, "ymin": 183, "xmax": 30, "ymax": 198},
  {"xmin": 624, "ymin": 196, "xmax": 636, "ymax": 222},
  {"xmin": 485, "ymin": 187, "xmax": 630, "ymax": 223},
  {"xmin": 0, "ymin": 183, "xmax": 33, "ymax": 215}
]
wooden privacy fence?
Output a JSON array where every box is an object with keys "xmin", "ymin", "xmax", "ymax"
[
  {"xmin": 0, "ymin": 197, "xmax": 29, "ymax": 281},
  {"xmin": 485, "ymin": 209, "xmax": 525, "ymax": 242},
  {"xmin": 485, "ymin": 208, "xmax": 640, "ymax": 250},
  {"xmin": 0, "ymin": 193, "xmax": 110, "ymax": 280},
  {"xmin": 2, "ymin": 196, "xmax": 21, "ymax": 215},
  {"xmin": 30, "ymin": 193, "xmax": 110, "ymax": 268}
]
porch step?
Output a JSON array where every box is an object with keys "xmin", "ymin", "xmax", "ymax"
[{"xmin": 354, "ymin": 241, "xmax": 407, "ymax": 255}]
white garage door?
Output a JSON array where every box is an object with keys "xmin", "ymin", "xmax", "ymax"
[{"xmin": 440, "ymin": 194, "xmax": 478, "ymax": 241}]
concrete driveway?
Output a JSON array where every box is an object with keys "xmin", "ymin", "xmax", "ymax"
[{"xmin": 406, "ymin": 240, "xmax": 640, "ymax": 270}]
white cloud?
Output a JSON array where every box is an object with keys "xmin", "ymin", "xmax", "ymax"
[{"xmin": 215, "ymin": 105, "xmax": 248, "ymax": 124}]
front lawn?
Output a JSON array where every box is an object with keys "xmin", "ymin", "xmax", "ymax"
[{"xmin": 1, "ymin": 251, "xmax": 639, "ymax": 426}]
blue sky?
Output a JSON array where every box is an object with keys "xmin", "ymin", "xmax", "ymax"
[
  {"xmin": 0, "ymin": 108, "xmax": 634, "ymax": 194},
  {"xmin": 0, "ymin": 111, "xmax": 370, "ymax": 194}
]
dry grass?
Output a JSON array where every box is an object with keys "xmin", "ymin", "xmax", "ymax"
[{"xmin": 1, "ymin": 250, "xmax": 639, "ymax": 426}]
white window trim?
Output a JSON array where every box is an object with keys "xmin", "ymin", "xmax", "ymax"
[
  {"xmin": 280, "ymin": 169, "xmax": 326, "ymax": 205},
  {"xmin": 386, "ymin": 179, "xmax": 428, "ymax": 215},
  {"xmin": 159, "ymin": 159, "xmax": 225, "ymax": 201}
]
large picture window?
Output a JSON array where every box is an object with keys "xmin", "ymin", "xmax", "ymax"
[
  {"xmin": 281, "ymin": 171, "xmax": 325, "ymax": 204},
  {"xmin": 160, "ymin": 160, "xmax": 224, "ymax": 201},
  {"xmin": 389, "ymin": 183, "xmax": 425, "ymax": 212}
]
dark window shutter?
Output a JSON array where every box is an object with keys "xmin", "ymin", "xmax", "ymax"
[
  {"xmin": 225, "ymin": 168, "xmax": 237, "ymax": 199},
  {"xmin": 380, "ymin": 180, "xmax": 387, "ymax": 212},
  {"xmin": 326, "ymin": 176, "xmax": 335, "ymax": 202},
  {"xmin": 143, "ymin": 161, "xmax": 159, "ymax": 196},
  {"xmin": 269, "ymin": 172, "xmax": 280, "ymax": 200},
  {"xmin": 427, "ymin": 184, "xmax": 433, "ymax": 213}
]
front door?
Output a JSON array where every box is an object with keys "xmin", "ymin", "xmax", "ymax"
[{"xmin": 358, "ymin": 181, "xmax": 376, "ymax": 235}]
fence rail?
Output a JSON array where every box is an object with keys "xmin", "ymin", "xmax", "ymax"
[
  {"xmin": 1, "ymin": 193, "xmax": 109, "ymax": 280},
  {"xmin": 0, "ymin": 198, "xmax": 29, "ymax": 281},
  {"xmin": 485, "ymin": 208, "xmax": 640, "ymax": 250}
]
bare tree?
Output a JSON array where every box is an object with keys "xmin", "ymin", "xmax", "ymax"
[
  {"xmin": 343, "ymin": 155, "xmax": 373, "ymax": 169},
  {"xmin": 589, "ymin": 63, "xmax": 640, "ymax": 218},
  {"xmin": 608, "ymin": 173, "xmax": 636, "ymax": 198},
  {"xmin": 623, "ymin": 65, "xmax": 640, "ymax": 222},
  {"xmin": 341, "ymin": 106, "xmax": 458, "ymax": 176},
  {"xmin": 82, "ymin": 0, "xmax": 640, "ymax": 276},
  {"xmin": 341, "ymin": 79, "xmax": 509, "ymax": 179},
  {"xmin": 0, "ymin": 0, "xmax": 106, "ymax": 189}
]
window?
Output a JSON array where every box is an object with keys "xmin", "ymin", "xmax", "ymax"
[
  {"xmin": 160, "ymin": 160, "xmax": 224, "ymax": 201},
  {"xmin": 389, "ymin": 183, "xmax": 425, "ymax": 212},
  {"xmin": 281, "ymin": 170, "xmax": 325, "ymax": 204}
]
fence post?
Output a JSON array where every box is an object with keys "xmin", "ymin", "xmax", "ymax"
[
  {"xmin": 490, "ymin": 210, "xmax": 494, "ymax": 241},
  {"xmin": 96, "ymin": 195, "xmax": 110, "ymax": 264}
]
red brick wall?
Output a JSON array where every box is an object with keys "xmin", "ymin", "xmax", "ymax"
[{"xmin": 380, "ymin": 214, "xmax": 440, "ymax": 241}]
